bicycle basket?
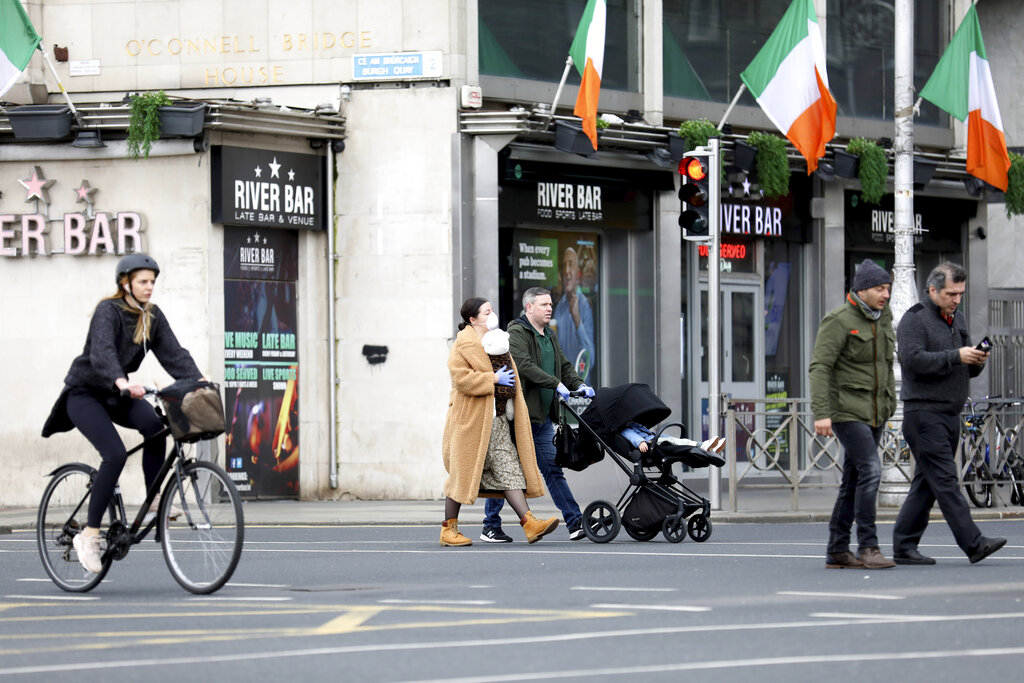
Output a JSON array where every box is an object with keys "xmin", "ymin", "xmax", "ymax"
[{"xmin": 158, "ymin": 380, "xmax": 226, "ymax": 443}]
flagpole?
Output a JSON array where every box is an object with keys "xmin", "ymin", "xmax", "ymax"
[
  {"xmin": 544, "ymin": 55, "xmax": 574, "ymax": 126},
  {"xmin": 36, "ymin": 46, "xmax": 83, "ymax": 127},
  {"xmin": 717, "ymin": 84, "xmax": 747, "ymax": 131}
]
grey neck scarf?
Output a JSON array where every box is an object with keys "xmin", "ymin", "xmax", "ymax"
[{"xmin": 850, "ymin": 291, "xmax": 882, "ymax": 321}]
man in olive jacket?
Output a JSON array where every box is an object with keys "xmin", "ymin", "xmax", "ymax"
[
  {"xmin": 481, "ymin": 287, "xmax": 595, "ymax": 542},
  {"xmin": 810, "ymin": 259, "xmax": 897, "ymax": 569}
]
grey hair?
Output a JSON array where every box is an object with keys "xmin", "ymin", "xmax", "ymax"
[
  {"xmin": 926, "ymin": 261, "xmax": 966, "ymax": 293},
  {"xmin": 522, "ymin": 287, "xmax": 550, "ymax": 310}
]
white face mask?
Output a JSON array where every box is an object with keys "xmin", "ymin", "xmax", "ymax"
[{"xmin": 486, "ymin": 311, "xmax": 499, "ymax": 330}]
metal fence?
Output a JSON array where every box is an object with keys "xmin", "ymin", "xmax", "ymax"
[{"xmin": 721, "ymin": 396, "xmax": 1024, "ymax": 512}]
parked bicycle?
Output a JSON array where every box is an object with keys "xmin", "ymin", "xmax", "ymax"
[
  {"xmin": 959, "ymin": 397, "xmax": 1024, "ymax": 508},
  {"xmin": 37, "ymin": 383, "xmax": 244, "ymax": 594}
]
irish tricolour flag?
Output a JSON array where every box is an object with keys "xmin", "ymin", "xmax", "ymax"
[
  {"xmin": 569, "ymin": 0, "xmax": 606, "ymax": 151},
  {"xmin": 740, "ymin": 0, "xmax": 836, "ymax": 174},
  {"xmin": 919, "ymin": 4, "xmax": 1010, "ymax": 192},
  {"xmin": 0, "ymin": 0, "xmax": 40, "ymax": 98}
]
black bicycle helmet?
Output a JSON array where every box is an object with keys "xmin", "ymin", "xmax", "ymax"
[{"xmin": 115, "ymin": 253, "xmax": 160, "ymax": 284}]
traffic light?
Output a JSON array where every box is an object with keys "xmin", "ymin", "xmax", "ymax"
[{"xmin": 679, "ymin": 148, "xmax": 712, "ymax": 241}]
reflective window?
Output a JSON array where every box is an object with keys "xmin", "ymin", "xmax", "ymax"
[{"xmin": 479, "ymin": 0, "xmax": 639, "ymax": 92}]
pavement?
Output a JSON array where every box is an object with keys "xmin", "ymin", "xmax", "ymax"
[{"xmin": 4, "ymin": 484, "xmax": 1024, "ymax": 532}]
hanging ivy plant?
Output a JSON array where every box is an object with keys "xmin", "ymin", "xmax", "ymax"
[
  {"xmin": 595, "ymin": 117, "xmax": 610, "ymax": 130},
  {"xmin": 747, "ymin": 131, "xmax": 790, "ymax": 198},
  {"xmin": 1005, "ymin": 152, "xmax": 1024, "ymax": 218},
  {"xmin": 846, "ymin": 137, "xmax": 888, "ymax": 204},
  {"xmin": 126, "ymin": 90, "xmax": 171, "ymax": 160},
  {"xmin": 677, "ymin": 118, "xmax": 720, "ymax": 149}
]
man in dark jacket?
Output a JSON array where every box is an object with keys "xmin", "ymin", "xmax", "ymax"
[
  {"xmin": 480, "ymin": 287, "xmax": 595, "ymax": 542},
  {"xmin": 892, "ymin": 262, "xmax": 1005, "ymax": 565},
  {"xmin": 810, "ymin": 259, "xmax": 897, "ymax": 569}
]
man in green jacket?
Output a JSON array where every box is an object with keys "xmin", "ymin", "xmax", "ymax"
[
  {"xmin": 481, "ymin": 287, "xmax": 594, "ymax": 542},
  {"xmin": 809, "ymin": 259, "xmax": 897, "ymax": 570}
]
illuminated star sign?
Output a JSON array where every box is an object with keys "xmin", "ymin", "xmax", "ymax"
[
  {"xmin": 288, "ymin": 169, "xmax": 295, "ymax": 181},
  {"xmin": 268, "ymin": 157, "xmax": 281, "ymax": 178},
  {"xmin": 74, "ymin": 179, "xmax": 98, "ymax": 204},
  {"xmin": 741, "ymin": 177, "xmax": 752, "ymax": 197},
  {"xmin": 254, "ymin": 165, "xmax": 262, "ymax": 178},
  {"xmin": 19, "ymin": 166, "xmax": 56, "ymax": 204}
]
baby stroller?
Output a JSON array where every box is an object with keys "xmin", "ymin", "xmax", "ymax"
[{"xmin": 556, "ymin": 383, "xmax": 724, "ymax": 543}]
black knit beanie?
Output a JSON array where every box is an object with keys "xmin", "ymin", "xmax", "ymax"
[{"xmin": 852, "ymin": 259, "xmax": 891, "ymax": 292}]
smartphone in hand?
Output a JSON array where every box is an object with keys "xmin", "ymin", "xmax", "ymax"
[{"xmin": 976, "ymin": 336, "xmax": 993, "ymax": 352}]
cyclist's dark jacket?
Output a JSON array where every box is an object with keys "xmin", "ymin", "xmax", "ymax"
[
  {"xmin": 897, "ymin": 296, "xmax": 983, "ymax": 415},
  {"xmin": 42, "ymin": 299, "xmax": 201, "ymax": 437}
]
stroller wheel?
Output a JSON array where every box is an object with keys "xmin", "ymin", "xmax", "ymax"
[
  {"xmin": 582, "ymin": 500, "xmax": 621, "ymax": 543},
  {"xmin": 662, "ymin": 515, "xmax": 686, "ymax": 543},
  {"xmin": 623, "ymin": 524, "xmax": 659, "ymax": 542},
  {"xmin": 687, "ymin": 514, "xmax": 713, "ymax": 542}
]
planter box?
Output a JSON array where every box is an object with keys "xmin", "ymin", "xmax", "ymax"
[
  {"xmin": 554, "ymin": 121, "xmax": 598, "ymax": 157},
  {"xmin": 668, "ymin": 132, "xmax": 688, "ymax": 162},
  {"xmin": 833, "ymin": 149, "xmax": 859, "ymax": 178},
  {"xmin": 913, "ymin": 158, "xmax": 937, "ymax": 187},
  {"xmin": 7, "ymin": 105, "xmax": 74, "ymax": 140},
  {"xmin": 733, "ymin": 140, "xmax": 757, "ymax": 172},
  {"xmin": 158, "ymin": 102, "xmax": 206, "ymax": 137}
]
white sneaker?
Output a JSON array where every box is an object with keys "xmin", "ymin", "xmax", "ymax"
[{"xmin": 72, "ymin": 532, "xmax": 103, "ymax": 574}]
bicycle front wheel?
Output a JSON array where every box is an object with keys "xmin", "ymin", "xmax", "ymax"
[
  {"xmin": 964, "ymin": 463, "xmax": 993, "ymax": 508},
  {"xmin": 36, "ymin": 465, "xmax": 116, "ymax": 592},
  {"xmin": 160, "ymin": 460, "xmax": 244, "ymax": 594}
]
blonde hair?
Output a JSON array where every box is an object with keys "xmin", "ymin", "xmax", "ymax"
[{"xmin": 103, "ymin": 272, "xmax": 153, "ymax": 345}]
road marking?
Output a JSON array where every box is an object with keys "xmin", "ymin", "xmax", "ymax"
[
  {"xmin": 311, "ymin": 608, "xmax": 383, "ymax": 635},
  {"xmin": 15, "ymin": 579, "xmax": 54, "ymax": 583},
  {"xmin": 3, "ymin": 595, "xmax": 99, "ymax": 601},
  {"xmin": 4, "ymin": 616, "xmax": 1024, "ymax": 676},
  {"xmin": 378, "ymin": 599, "xmax": 495, "ymax": 605},
  {"xmin": 402, "ymin": 646, "xmax": 1024, "ymax": 682},
  {"xmin": 591, "ymin": 603, "xmax": 710, "ymax": 613},
  {"xmin": 225, "ymin": 582, "xmax": 290, "ymax": 588},
  {"xmin": 186, "ymin": 597, "xmax": 292, "ymax": 602},
  {"xmin": 779, "ymin": 590, "xmax": 904, "ymax": 601},
  {"xmin": 571, "ymin": 586, "xmax": 678, "ymax": 592}
]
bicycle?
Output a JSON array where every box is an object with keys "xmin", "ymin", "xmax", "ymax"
[
  {"xmin": 959, "ymin": 397, "xmax": 1024, "ymax": 508},
  {"xmin": 36, "ymin": 385, "xmax": 244, "ymax": 594}
]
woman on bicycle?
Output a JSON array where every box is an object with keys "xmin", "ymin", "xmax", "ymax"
[{"xmin": 42, "ymin": 253, "xmax": 203, "ymax": 574}]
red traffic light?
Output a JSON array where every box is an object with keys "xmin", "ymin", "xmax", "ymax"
[{"xmin": 679, "ymin": 157, "xmax": 707, "ymax": 181}]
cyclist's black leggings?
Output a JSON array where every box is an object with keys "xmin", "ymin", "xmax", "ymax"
[{"xmin": 65, "ymin": 388, "xmax": 166, "ymax": 528}]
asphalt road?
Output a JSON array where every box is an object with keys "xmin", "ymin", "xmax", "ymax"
[{"xmin": 2, "ymin": 519, "xmax": 1023, "ymax": 682}]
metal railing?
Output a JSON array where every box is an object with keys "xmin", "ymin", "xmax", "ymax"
[{"xmin": 722, "ymin": 396, "xmax": 1024, "ymax": 512}]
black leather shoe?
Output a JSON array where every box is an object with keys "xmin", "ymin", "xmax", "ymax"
[
  {"xmin": 893, "ymin": 549, "xmax": 936, "ymax": 565},
  {"xmin": 968, "ymin": 537, "xmax": 1007, "ymax": 564}
]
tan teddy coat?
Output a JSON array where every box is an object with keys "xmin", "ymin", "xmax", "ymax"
[{"xmin": 441, "ymin": 326, "xmax": 544, "ymax": 504}]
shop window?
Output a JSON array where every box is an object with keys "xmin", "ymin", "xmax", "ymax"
[{"xmin": 479, "ymin": 0, "xmax": 638, "ymax": 92}]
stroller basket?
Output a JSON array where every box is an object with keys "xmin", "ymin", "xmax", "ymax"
[{"xmin": 158, "ymin": 380, "xmax": 226, "ymax": 443}]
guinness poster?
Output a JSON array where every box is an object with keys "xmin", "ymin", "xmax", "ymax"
[{"xmin": 223, "ymin": 226, "xmax": 299, "ymax": 498}]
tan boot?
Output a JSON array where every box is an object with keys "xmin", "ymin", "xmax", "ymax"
[
  {"xmin": 521, "ymin": 511, "xmax": 559, "ymax": 544},
  {"xmin": 857, "ymin": 546, "xmax": 896, "ymax": 569},
  {"xmin": 440, "ymin": 519, "xmax": 472, "ymax": 547}
]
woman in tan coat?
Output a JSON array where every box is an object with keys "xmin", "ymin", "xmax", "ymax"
[{"xmin": 440, "ymin": 297, "xmax": 559, "ymax": 546}]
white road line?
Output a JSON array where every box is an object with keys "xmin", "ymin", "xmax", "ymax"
[
  {"xmin": 779, "ymin": 590, "xmax": 904, "ymax": 601},
  {"xmin": 15, "ymin": 578, "xmax": 54, "ymax": 582},
  {"xmin": 572, "ymin": 586, "xmax": 678, "ymax": 592},
  {"xmin": 3, "ymin": 594, "xmax": 99, "ymax": 601},
  {"xmin": 4, "ymin": 614, "xmax": 1024, "ymax": 676},
  {"xmin": 186, "ymin": 596, "xmax": 292, "ymax": 602},
  {"xmin": 378, "ymin": 599, "xmax": 495, "ymax": 605},
  {"xmin": 402, "ymin": 646, "xmax": 1024, "ymax": 682},
  {"xmin": 591, "ymin": 603, "xmax": 710, "ymax": 613},
  {"xmin": 226, "ymin": 582, "xmax": 290, "ymax": 588}
]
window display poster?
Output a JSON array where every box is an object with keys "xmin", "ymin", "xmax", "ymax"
[
  {"xmin": 764, "ymin": 262, "xmax": 791, "ymax": 356},
  {"xmin": 223, "ymin": 227, "xmax": 299, "ymax": 499},
  {"xmin": 512, "ymin": 229, "xmax": 600, "ymax": 384}
]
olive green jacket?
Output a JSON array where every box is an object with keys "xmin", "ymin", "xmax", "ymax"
[
  {"xmin": 809, "ymin": 294, "xmax": 896, "ymax": 427},
  {"xmin": 507, "ymin": 315, "xmax": 583, "ymax": 423}
]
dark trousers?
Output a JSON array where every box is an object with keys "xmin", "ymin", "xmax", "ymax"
[
  {"xmin": 65, "ymin": 388, "xmax": 166, "ymax": 528},
  {"xmin": 827, "ymin": 422, "xmax": 883, "ymax": 554},
  {"xmin": 893, "ymin": 410, "xmax": 983, "ymax": 555}
]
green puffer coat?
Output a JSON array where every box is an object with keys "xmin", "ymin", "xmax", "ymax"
[{"xmin": 809, "ymin": 295, "xmax": 896, "ymax": 427}]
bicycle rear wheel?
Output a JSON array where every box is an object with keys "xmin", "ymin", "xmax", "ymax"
[
  {"xmin": 36, "ymin": 464, "xmax": 116, "ymax": 592},
  {"xmin": 160, "ymin": 460, "xmax": 244, "ymax": 594}
]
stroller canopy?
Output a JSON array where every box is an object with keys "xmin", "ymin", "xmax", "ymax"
[{"xmin": 580, "ymin": 383, "xmax": 672, "ymax": 445}]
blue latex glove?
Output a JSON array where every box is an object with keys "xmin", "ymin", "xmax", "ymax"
[
  {"xmin": 556, "ymin": 383, "xmax": 570, "ymax": 400},
  {"xmin": 495, "ymin": 365, "xmax": 515, "ymax": 387},
  {"xmin": 579, "ymin": 384, "xmax": 595, "ymax": 398}
]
